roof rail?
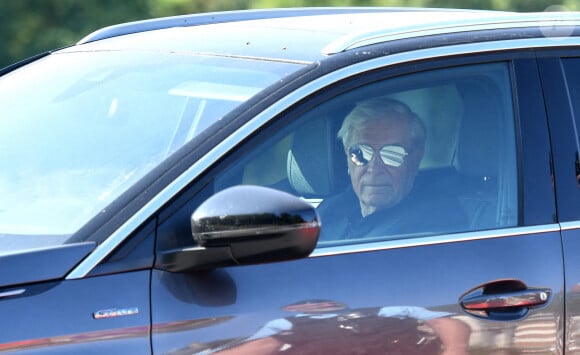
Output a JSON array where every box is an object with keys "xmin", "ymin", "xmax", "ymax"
[
  {"xmin": 322, "ymin": 11, "xmax": 579, "ymax": 54},
  {"xmin": 77, "ymin": 7, "xmax": 444, "ymax": 44}
]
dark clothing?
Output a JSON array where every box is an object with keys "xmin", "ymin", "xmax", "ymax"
[{"xmin": 317, "ymin": 185, "xmax": 469, "ymax": 242}]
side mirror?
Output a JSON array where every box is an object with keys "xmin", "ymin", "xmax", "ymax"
[{"xmin": 159, "ymin": 185, "xmax": 320, "ymax": 272}]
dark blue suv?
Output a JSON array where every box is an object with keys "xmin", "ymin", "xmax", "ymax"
[{"xmin": 0, "ymin": 7, "xmax": 578, "ymax": 353}]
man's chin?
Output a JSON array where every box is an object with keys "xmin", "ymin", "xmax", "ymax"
[
  {"xmin": 362, "ymin": 193, "xmax": 395, "ymax": 206},
  {"xmin": 360, "ymin": 199, "xmax": 397, "ymax": 217}
]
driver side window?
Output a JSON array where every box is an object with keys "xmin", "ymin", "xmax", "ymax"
[{"xmin": 214, "ymin": 62, "xmax": 518, "ymax": 247}]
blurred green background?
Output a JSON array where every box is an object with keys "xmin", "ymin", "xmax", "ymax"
[{"xmin": 0, "ymin": 0, "xmax": 574, "ymax": 68}]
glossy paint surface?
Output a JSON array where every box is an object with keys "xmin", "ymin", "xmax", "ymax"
[
  {"xmin": 152, "ymin": 229, "xmax": 563, "ymax": 354},
  {"xmin": 0, "ymin": 271, "xmax": 151, "ymax": 353}
]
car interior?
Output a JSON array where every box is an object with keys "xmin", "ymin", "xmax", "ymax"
[{"xmin": 216, "ymin": 63, "xmax": 518, "ymax": 243}]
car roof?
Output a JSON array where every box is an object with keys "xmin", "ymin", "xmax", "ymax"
[{"xmin": 72, "ymin": 8, "xmax": 580, "ymax": 63}]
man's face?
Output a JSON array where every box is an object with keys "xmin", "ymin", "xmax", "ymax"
[{"xmin": 346, "ymin": 116, "xmax": 423, "ymax": 217}]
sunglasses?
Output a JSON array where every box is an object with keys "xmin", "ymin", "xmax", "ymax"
[{"xmin": 348, "ymin": 144, "xmax": 408, "ymax": 167}]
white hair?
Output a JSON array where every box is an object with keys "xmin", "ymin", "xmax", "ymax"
[{"xmin": 337, "ymin": 97, "xmax": 426, "ymax": 149}]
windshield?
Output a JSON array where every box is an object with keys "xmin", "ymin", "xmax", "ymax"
[{"xmin": 0, "ymin": 50, "xmax": 305, "ymax": 252}]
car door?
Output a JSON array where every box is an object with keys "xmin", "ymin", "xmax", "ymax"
[
  {"xmin": 538, "ymin": 52, "xmax": 580, "ymax": 353},
  {"xmin": 151, "ymin": 51, "xmax": 563, "ymax": 354}
]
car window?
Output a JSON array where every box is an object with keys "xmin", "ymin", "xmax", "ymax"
[
  {"xmin": 552, "ymin": 57, "xmax": 580, "ymax": 222},
  {"xmin": 561, "ymin": 58, "xmax": 580, "ymax": 183},
  {"xmin": 0, "ymin": 50, "xmax": 305, "ymax": 251},
  {"xmin": 212, "ymin": 62, "xmax": 518, "ymax": 246}
]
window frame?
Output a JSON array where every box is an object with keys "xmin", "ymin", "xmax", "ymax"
[{"xmin": 153, "ymin": 50, "xmax": 554, "ymax": 258}]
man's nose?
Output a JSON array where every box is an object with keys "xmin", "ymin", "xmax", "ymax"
[{"xmin": 366, "ymin": 153, "xmax": 387, "ymax": 172}]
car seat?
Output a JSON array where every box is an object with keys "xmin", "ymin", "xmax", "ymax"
[
  {"xmin": 287, "ymin": 110, "xmax": 350, "ymax": 198},
  {"xmin": 453, "ymin": 81, "xmax": 515, "ymax": 230}
]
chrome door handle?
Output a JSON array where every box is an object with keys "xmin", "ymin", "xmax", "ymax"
[
  {"xmin": 460, "ymin": 285, "xmax": 551, "ymax": 320},
  {"xmin": 461, "ymin": 288, "xmax": 551, "ymax": 309}
]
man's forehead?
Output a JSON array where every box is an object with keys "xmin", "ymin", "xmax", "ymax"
[{"xmin": 349, "ymin": 118, "xmax": 412, "ymax": 145}]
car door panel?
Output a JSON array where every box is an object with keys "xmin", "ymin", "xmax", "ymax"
[
  {"xmin": 151, "ymin": 229, "xmax": 563, "ymax": 354},
  {"xmin": 538, "ymin": 53, "xmax": 580, "ymax": 354}
]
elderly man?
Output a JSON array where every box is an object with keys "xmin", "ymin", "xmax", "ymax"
[{"xmin": 318, "ymin": 97, "xmax": 467, "ymax": 241}]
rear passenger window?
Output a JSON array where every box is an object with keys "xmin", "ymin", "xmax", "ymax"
[
  {"xmin": 561, "ymin": 59, "xmax": 580, "ymax": 185},
  {"xmin": 215, "ymin": 62, "xmax": 518, "ymax": 246}
]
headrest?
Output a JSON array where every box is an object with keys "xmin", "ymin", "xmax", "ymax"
[
  {"xmin": 456, "ymin": 84, "xmax": 502, "ymax": 179},
  {"xmin": 287, "ymin": 115, "xmax": 348, "ymax": 197}
]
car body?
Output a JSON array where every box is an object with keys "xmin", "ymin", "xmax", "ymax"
[{"xmin": 2, "ymin": 6, "xmax": 580, "ymax": 353}]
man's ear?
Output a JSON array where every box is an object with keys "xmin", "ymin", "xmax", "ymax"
[
  {"xmin": 411, "ymin": 145, "xmax": 425, "ymax": 173},
  {"xmin": 344, "ymin": 147, "xmax": 352, "ymax": 175}
]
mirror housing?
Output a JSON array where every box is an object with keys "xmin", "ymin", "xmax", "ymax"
[{"xmin": 159, "ymin": 185, "xmax": 320, "ymax": 272}]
